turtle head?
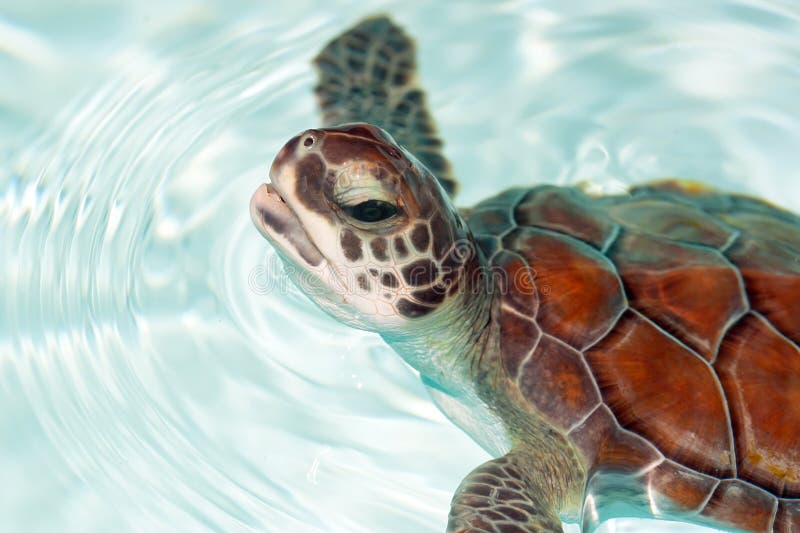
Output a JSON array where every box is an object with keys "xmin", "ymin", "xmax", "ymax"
[{"xmin": 250, "ymin": 123, "xmax": 481, "ymax": 333}]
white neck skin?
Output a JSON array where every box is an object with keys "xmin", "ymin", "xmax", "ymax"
[
  {"xmin": 380, "ymin": 268, "xmax": 495, "ymax": 399},
  {"xmin": 380, "ymin": 269, "xmax": 515, "ymax": 457}
]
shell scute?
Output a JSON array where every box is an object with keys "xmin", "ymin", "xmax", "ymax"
[
  {"xmin": 466, "ymin": 207, "xmax": 515, "ymax": 236},
  {"xmin": 630, "ymin": 179, "xmax": 800, "ymax": 228},
  {"xmin": 637, "ymin": 460, "xmax": 718, "ymax": 513},
  {"xmin": 700, "ymin": 480, "xmax": 777, "ymax": 532},
  {"xmin": 775, "ymin": 500, "xmax": 800, "ymax": 533},
  {"xmin": 607, "ymin": 199, "xmax": 735, "ymax": 248},
  {"xmin": 628, "ymin": 179, "xmax": 718, "ymax": 198},
  {"xmin": 491, "ymin": 250, "xmax": 538, "ymax": 318},
  {"xmin": 472, "ymin": 182, "xmax": 800, "ymax": 510},
  {"xmin": 513, "ymin": 185, "xmax": 617, "ymax": 249},
  {"xmin": 473, "ymin": 234, "xmax": 499, "ymax": 258},
  {"xmin": 499, "ymin": 308, "xmax": 540, "ymax": 379},
  {"xmin": 517, "ymin": 334, "xmax": 601, "ymax": 430},
  {"xmin": 715, "ymin": 312, "xmax": 800, "ymax": 497},
  {"xmin": 627, "ymin": 179, "xmax": 747, "ymax": 216},
  {"xmin": 463, "ymin": 191, "xmax": 524, "ymax": 259},
  {"xmin": 585, "ymin": 310, "xmax": 735, "ymax": 477},
  {"xmin": 725, "ymin": 236, "xmax": 800, "ymax": 345},
  {"xmin": 609, "ymin": 231, "xmax": 748, "ymax": 360},
  {"xmin": 723, "ymin": 194, "xmax": 800, "ymax": 227},
  {"xmin": 721, "ymin": 211, "xmax": 800, "ymax": 253},
  {"xmin": 568, "ymin": 404, "xmax": 662, "ymax": 474},
  {"xmin": 505, "ymin": 227, "xmax": 625, "ymax": 350}
]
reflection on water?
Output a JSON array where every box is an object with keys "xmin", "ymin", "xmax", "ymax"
[{"xmin": 1, "ymin": 1, "xmax": 797, "ymax": 531}]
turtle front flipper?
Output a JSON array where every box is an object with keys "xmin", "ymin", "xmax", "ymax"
[
  {"xmin": 313, "ymin": 15, "xmax": 458, "ymax": 197},
  {"xmin": 447, "ymin": 451, "xmax": 566, "ymax": 533}
]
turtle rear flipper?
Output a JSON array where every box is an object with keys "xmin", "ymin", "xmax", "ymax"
[{"xmin": 314, "ymin": 15, "xmax": 458, "ymax": 197}]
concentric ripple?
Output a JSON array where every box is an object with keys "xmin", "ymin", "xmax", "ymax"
[{"xmin": 2, "ymin": 1, "xmax": 799, "ymax": 532}]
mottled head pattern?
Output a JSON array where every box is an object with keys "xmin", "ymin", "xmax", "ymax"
[{"xmin": 251, "ymin": 123, "xmax": 479, "ymax": 331}]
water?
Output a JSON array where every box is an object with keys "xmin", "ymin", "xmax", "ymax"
[{"xmin": 1, "ymin": 1, "xmax": 798, "ymax": 531}]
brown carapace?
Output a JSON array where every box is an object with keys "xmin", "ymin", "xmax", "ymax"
[
  {"xmin": 466, "ymin": 181, "xmax": 800, "ymax": 531},
  {"xmin": 252, "ymin": 14, "xmax": 800, "ymax": 533}
]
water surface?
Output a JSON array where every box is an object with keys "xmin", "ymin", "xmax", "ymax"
[{"xmin": 2, "ymin": 1, "xmax": 799, "ymax": 531}]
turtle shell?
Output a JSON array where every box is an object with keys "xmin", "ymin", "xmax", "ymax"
[{"xmin": 464, "ymin": 180, "xmax": 800, "ymax": 531}]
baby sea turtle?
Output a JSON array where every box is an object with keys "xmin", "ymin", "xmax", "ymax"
[{"xmin": 250, "ymin": 15, "xmax": 799, "ymax": 533}]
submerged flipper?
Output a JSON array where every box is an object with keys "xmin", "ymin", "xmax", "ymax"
[
  {"xmin": 447, "ymin": 452, "xmax": 563, "ymax": 533},
  {"xmin": 313, "ymin": 15, "xmax": 459, "ymax": 197}
]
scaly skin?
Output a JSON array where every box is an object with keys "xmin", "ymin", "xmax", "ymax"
[
  {"xmin": 251, "ymin": 15, "xmax": 800, "ymax": 533},
  {"xmin": 251, "ymin": 123, "xmax": 589, "ymax": 530}
]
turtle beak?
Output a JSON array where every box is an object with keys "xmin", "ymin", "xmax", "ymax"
[
  {"xmin": 250, "ymin": 181, "xmax": 325, "ymax": 267},
  {"xmin": 250, "ymin": 130, "xmax": 330, "ymax": 267},
  {"xmin": 249, "ymin": 182, "xmax": 288, "ymax": 238}
]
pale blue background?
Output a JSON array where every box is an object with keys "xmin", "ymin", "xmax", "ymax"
[{"xmin": 2, "ymin": 0, "xmax": 798, "ymax": 531}]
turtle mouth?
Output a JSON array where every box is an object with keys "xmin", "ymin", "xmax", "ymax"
[{"xmin": 250, "ymin": 182, "xmax": 325, "ymax": 267}]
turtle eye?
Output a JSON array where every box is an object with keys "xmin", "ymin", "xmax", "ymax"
[{"xmin": 344, "ymin": 200, "xmax": 398, "ymax": 222}]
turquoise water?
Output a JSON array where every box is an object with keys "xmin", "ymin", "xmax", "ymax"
[{"xmin": 2, "ymin": 1, "xmax": 798, "ymax": 531}]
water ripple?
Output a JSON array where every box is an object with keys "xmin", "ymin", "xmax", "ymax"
[{"xmin": 2, "ymin": 1, "xmax": 799, "ymax": 532}]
